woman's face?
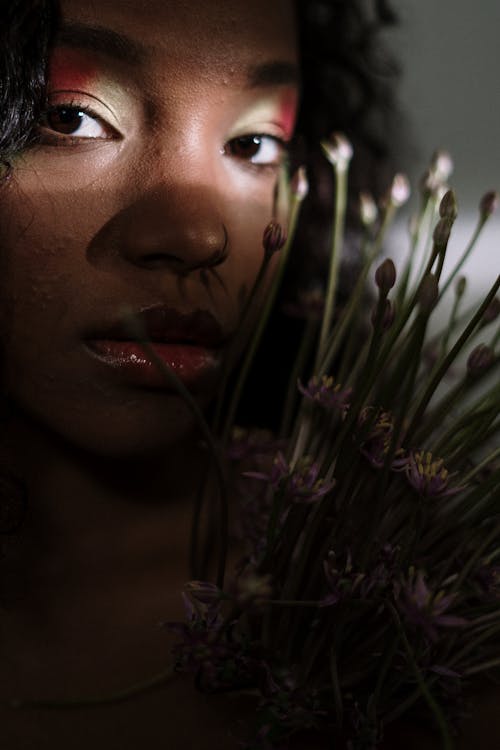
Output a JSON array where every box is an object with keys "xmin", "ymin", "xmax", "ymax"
[{"xmin": 0, "ymin": 0, "xmax": 298, "ymax": 456}]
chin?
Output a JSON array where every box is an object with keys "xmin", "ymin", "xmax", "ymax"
[{"xmin": 11, "ymin": 390, "xmax": 209, "ymax": 461}]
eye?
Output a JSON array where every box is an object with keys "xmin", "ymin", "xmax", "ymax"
[
  {"xmin": 224, "ymin": 134, "xmax": 286, "ymax": 167},
  {"xmin": 39, "ymin": 103, "xmax": 118, "ymax": 143}
]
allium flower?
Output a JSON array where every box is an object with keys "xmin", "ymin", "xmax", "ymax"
[
  {"xmin": 467, "ymin": 343, "xmax": 495, "ymax": 377},
  {"xmin": 479, "ymin": 189, "xmax": 498, "ymax": 218},
  {"xmin": 480, "ymin": 296, "xmax": 500, "ymax": 325},
  {"xmin": 405, "ymin": 451, "xmax": 462, "ymax": 498},
  {"xmin": 320, "ymin": 132, "xmax": 353, "ymax": 172},
  {"xmin": 184, "ymin": 580, "xmax": 224, "ymax": 606},
  {"xmin": 245, "ymin": 452, "xmax": 335, "ymax": 504},
  {"xmin": 263, "ymin": 221, "xmax": 287, "ymax": 259},
  {"xmin": 290, "ymin": 166, "xmax": 309, "ymax": 201},
  {"xmin": 374, "ymin": 258, "xmax": 397, "ymax": 295},
  {"xmin": 439, "ymin": 189, "xmax": 458, "ymax": 220},
  {"xmin": 228, "ymin": 426, "xmax": 285, "ymax": 462},
  {"xmin": 298, "ymin": 375, "xmax": 352, "ymax": 415},
  {"xmin": 389, "ymin": 173, "xmax": 411, "ymax": 207},
  {"xmin": 359, "ymin": 408, "xmax": 408, "ymax": 470},
  {"xmin": 359, "ymin": 191, "xmax": 378, "ymax": 227},
  {"xmin": 320, "ymin": 549, "xmax": 366, "ymax": 607},
  {"xmin": 398, "ymin": 571, "xmax": 467, "ymax": 642},
  {"xmin": 233, "ymin": 570, "xmax": 273, "ymax": 611},
  {"xmin": 166, "ymin": 592, "xmax": 227, "ymax": 675}
]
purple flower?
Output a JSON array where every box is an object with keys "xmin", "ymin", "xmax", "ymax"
[
  {"xmin": 228, "ymin": 426, "xmax": 285, "ymax": 462},
  {"xmin": 232, "ymin": 570, "xmax": 273, "ymax": 612},
  {"xmin": 397, "ymin": 571, "xmax": 467, "ymax": 642},
  {"xmin": 358, "ymin": 408, "xmax": 408, "ymax": 470},
  {"xmin": 245, "ymin": 452, "xmax": 335, "ymax": 505},
  {"xmin": 320, "ymin": 549, "xmax": 366, "ymax": 607},
  {"xmin": 405, "ymin": 450, "xmax": 463, "ymax": 498},
  {"xmin": 298, "ymin": 375, "xmax": 352, "ymax": 416}
]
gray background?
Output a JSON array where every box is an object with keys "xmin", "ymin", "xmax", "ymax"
[{"xmin": 384, "ymin": 1, "xmax": 499, "ymax": 299}]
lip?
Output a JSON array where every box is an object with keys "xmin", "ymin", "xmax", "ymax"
[{"xmin": 84, "ymin": 305, "xmax": 227, "ymax": 391}]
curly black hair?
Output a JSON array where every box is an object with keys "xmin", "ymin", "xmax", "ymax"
[{"xmin": 0, "ymin": 0, "xmax": 58, "ymax": 173}]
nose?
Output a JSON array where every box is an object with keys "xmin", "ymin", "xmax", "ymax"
[{"xmin": 90, "ymin": 183, "xmax": 230, "ymax": 274}]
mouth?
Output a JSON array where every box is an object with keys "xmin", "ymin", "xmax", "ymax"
[{"xmin": 84, "ymin": 305, "xmax": 228, "ymax": 391}]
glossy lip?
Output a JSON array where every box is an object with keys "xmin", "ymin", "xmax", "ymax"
[{"xmin": 84, "ymin": 305, "xmax": 228, "ymax": 391}]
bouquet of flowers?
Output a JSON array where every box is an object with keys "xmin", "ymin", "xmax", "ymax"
[{"xmin": 167, "ymin": 136, "xmax": 500, "ymax": 749}]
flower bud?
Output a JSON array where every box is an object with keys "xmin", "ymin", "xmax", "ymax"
[
  {"xmin": 455, "ymin": 276, "xmax": 467, "ymax": 298},
  {"xmin": 417, "ymin": 274, "xmax": 439, "ymax": 314},
  {"xmin": 262, "ymin": 221, "xmax": 286, "ymax": 258},
  {"xmin": 431, "ymin": 150, "xmax": 454, "ymax": 183},
  {"xmin": 467, "ymin": 344, "xmax": 495, "ymax": 377},
  {"xmin": 389, "ymin": 173, "xmax": 410, "ymax": 207},
  {"xmin": 320, "ymin": 132, "xmax": 353, "ymax": 172},
  {"xmin": 481, "ymin": 296, "xmax": 500, "ymax": 325},
  {"xmin": 439, "ymin": 189, "xmax": 458, "ymax": 220},
  {"xmin": 359, "ymin": 191, "xmax": 378, "ymax": 226},
  {"xmin": 479, "ymin": 190, "xmax": 498, "ymax": 219},
  {"xmin": 375, "ymin": 258, "xmax": 397, "ymax": 295},
  {"xmin": 291, "ymin": 166, "xmax": 309, "ymax": 201},
  {"xmin": 433, "ymin": 217, "xmax": 452, "ymax": 247}
]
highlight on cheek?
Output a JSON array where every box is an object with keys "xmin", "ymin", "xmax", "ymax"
[{"xmin": 48, "ymin": 47, "xmax": 98, "ymax": 93}]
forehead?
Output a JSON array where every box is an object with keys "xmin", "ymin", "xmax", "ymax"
[{"xmin": 59, "ymin": 0, "xmax": 299, "ymax": 78}]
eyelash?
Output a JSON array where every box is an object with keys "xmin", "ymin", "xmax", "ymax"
[
  {"xmin": 38, "ymin": 101, "xmax": 117, "ymax": 146},
  {"xmin": 38, "ymin": 102, "xmax": 289, "ymax": 169}
]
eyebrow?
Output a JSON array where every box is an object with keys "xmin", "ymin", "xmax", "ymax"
[
  {"xmin": 55, "ymin": 22, "xmax": 300, "ymax": 88},
  {"xmin": 246, "ymin": 61, "xmax": 301, "ymax": 89},
  {"xmin": 56, "ymin": 22, "xmax": 146, "ymax": 65}
]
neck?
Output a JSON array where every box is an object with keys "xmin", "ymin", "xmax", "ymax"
[{"xmin": 1, "ymin": 411, "xmax": 208, "ymax": 610}]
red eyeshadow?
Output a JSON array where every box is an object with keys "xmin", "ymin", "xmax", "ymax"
[
  {"xmin": 278, "ymin": 90, "xmax": 299, "ymax": 138},
  {"xmin": 48, "ymin": 48, "xmax": 98, "ymax": 92}
]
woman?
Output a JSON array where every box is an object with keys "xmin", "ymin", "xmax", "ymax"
[{"xmin": 1, "ymin": 1, "xmax": 477, "ymax": 748}]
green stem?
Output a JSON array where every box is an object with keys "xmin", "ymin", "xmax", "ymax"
[
  {"xmin": 132, "ymin": 330, "xmax": 228, "ymax": 589},
  {"xmin": 220, "ymin": 195, "xmax": 302, "ymax": 444},
  {"xmin": 9, "ymin": 667, "xmax": 176, "ymax": 710},
  {"xmin": 439, "ymin": 216, "xmax": 488, "ymax": 300},
  {"xmin": 386, "ymin": 602, "xmax": 453, "ymax": 750},
  {"xmin": 405, "ymin": 275, "xmax": 500, "ymax": 443},
  {"xmin": 315, "ymin": 165, "xmax": 349, "ymax": 370}
]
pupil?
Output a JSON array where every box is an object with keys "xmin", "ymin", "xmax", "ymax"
[
  {"xmin": 232, "ymin": 136, "xmax": 261, "ymax": 158},
  {"xmin": 47, "ymin": 108, "xmax": 84, "ymax": 135}
]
